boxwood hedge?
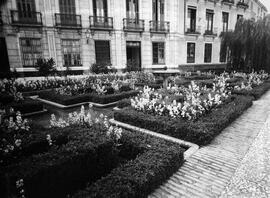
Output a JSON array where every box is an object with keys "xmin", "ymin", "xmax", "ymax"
[
  {"xmin": 5, "ymin": 98, "xmax": 44, "ymax": 115},
  {"xmin": 114, "ymin": 95, "xmax": 254, "ymax": 146}
]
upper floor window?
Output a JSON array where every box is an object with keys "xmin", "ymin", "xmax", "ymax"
[
  {"xmin": 153, "ymin": 42, "xmax": 165, "ymax": 64},
  {"xmin": 187, "ymin": 7, "xmax": 197, "ymax": 32},
  {"xmin": 222, "ymin": 12, "xmax": 229, "ymax": 32},
  {"xmin": 126, "ymin": 0, "xmax": 139, "ymax": 19},
  {"xmin": 62, "ymin": 39, "xmax": 81, "ymax": 67},
  {"xmin": 152, "ymin": 0, "xmax": 164, "ymax": 22},
  {"xmin": 237, "ymin": 14, "xmax": 243, "ymax": 21},
  {"xmin": 20, "ymin": 38, "xmax": 42, "ymax": 67},
  {"xmin": 206, "ymin": 9, "xmax": 214, "ymax": 33},
  {"xmin": 93, "ymin": 0, "xmax": 108, "ymax": 17},
  {"xmin": 204, "ymin": 43, "xmax": 212, "ymax": 63},
  {"xmin": 187, "ymin": 42, "xmax": 195, "ymax": 63},
  {"xmin": 16, "ymin": 0, "xmax": 36, "ymax": 19},
  {"xmin": 59, "ymin": 0, "xmax": 76, "ymax": 14}
]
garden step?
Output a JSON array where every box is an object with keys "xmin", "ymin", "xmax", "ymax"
[{"xmin": 149, "ymin": 90, "xmax": 270, "ymax": 198}]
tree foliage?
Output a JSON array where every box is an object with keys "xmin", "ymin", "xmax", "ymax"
[
  {"xmin": 35, "ymin": 58, "xmax": 56, "ymax": 77},
  {"xmin": 220, "ymin": 15, "xmax": 270, "ymax": 72}
]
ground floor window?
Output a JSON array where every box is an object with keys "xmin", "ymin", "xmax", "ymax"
[
  {"xmin": 62, "ymin": 39, "xmax": 81, "ymax": 67},
  {"xmin": 20, "ymin": 38, "xmax": 42, "ymax": 67},
  {"xmin": 152, "ymin": 42, "xmax": 165, "ymax": 64},
  {"xmin": 187, "ymin": 42, "xmax": 195, "ymax": 63},
  {"xmin": 204, "ymin": 43, "xmax": 212, "ymax": 63},
  {"xmin": 95, "ymin": 40, "xmax": 111, "ymax": 64}
]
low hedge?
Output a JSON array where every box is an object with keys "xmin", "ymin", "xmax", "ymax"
[
  {"xmin": 114, "ymin": 95, "xmax": 254, "ymax": 146},
  {"xmin": 1, "ymin": 127, "xmax": 185, "ymax": 198},
  {"xmin": 6, "ymin": 98, "xmax": 44, "ymax": 114},
  {"xmin": 39, "ymin": 90, "xmax": 139, "ymax": 106},
  {"xmin": 1, "ymin": 127, "xmax": 119, "ymax": 198},
  {"xmin": 134, "ymin": 83, "xmax": 163, "ymax": 89},
  {"xmin": 73, "ymin": 130, "xmax": 184, "ymax": 198},
  {"xmin": 232, "ymin": 82, "xmax": 270, "ymax": 100}
]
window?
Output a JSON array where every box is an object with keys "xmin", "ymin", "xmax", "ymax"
[
  {"xmin": 62, "ymin": 39, "xmax": 81, "ymax": 67},
  {"xmin": 237, "ymin": 14, "xmax": 243, "ymax": 21},
  {"xmin": 93, "ymin": 0, "xmax": 108, "ymax": 17},
  {"xmin": 187, "ymin": 42, "xmax": 195, "ymax": 63},
  {"xmin": 20, "ymin": 38, "xmax": 42, "ymax": 67},
  {"xmin": 204, "ymin": 43, "xmax": 212, "ymax": 63},
  {"xmin": 222, "ymin": 12, "xmax": 229, "ymax": 32},
  {"xmin": 126, "ymin": 0, "xmax": 139, "ymax": 19},
  {"xmin": 187, "ymin": 7, "xmax": 196, "ymax": 32},
  {"xmin": 16, "ymin": 0, "xmax": 36, "ymax": 20},
  {"xmin": 59, "ymin": 0, "xmax": 75, "ymax": 14},
  {"xmin": 152, "ymin": 0, "xmax": 164, "ymax": 21},
  {"xmin": 206, "ymin": 9, "xmax": 214, "ymax": 33},
  {"xmin": 95, "ymin": 40, "xmax": 111, "ymax": 64},
  {"xmin": 153, "ymin": 42, "xmax": 165, "ymax": 64}
]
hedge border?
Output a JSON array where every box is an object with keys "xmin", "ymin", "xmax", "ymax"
[{"xmin": 114, "ymin": 95, "xmax": 254, "ymax": 146}]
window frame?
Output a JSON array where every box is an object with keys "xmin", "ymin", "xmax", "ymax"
[
  {"xmin": 187, "ymin": 7, "xmax": 197, "ymax": 32},
  {"xmin": 187, "ymin": 42, "xmax": 195, "ymax": 63},
  {"xmin": 20, "ymin": 37, "xmax": 42, "ymax": 67},
  {"xmin": 222, "ymin": 12, "xmax": 229, "ymax": 32},
  {"xmin": 206, "ymin": 9, "xmax": 214, "ymax": 33},
  {"xmin": 152, "ymin": 42, "xmax": 165, "ymax": 65},
  {"xmin": 61, "ymin": 39, "xmax": 82, "ymax": 67},
  {"xmin": 94, "ymin": 40, "xmax": 111, "ymax": 65},
  {"xmin": 204, "ymin": 43, "xmax": 212, "ymax": 63}
]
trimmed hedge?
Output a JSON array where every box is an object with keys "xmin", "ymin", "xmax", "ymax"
[
  {"xmin": 5, "ymin": 98, "xmax": 44, "ymax": 114},
  {"xmin": 114, "ymin": 95, "xmax": 254, "ymax": 146},
  {"xmin": 1, "ymin": 127, "xmax": 185, "ymax": 198},
  {"xmin": 232, "ymin": 82, "xmax": 270, "ymax": 100},
  {"xmin": 134, "ymin": 83, "xmax": 163, "ymax": 89},
  {"xmin": 73, "ymin": 130, "xmax": 184, "ymax": 198},
  {"xmin": 39, "ymin": 90, "xmax": 139, "ymax": 106}
]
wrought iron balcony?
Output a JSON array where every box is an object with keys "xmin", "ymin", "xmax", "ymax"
[
  {"xmin": 55, "ymin": 13, "xmax": 82, "ymax": 29},
  {"xmin": 204, "ymin": 28, "xmax": 218, "ymax": 37},
  {"xmin": 222, "ymin": 0, "xmax": 235, "ymax": 5},
  {"xmin": 149, "ymin": 21, "xmax": 170, "ymax": 33},
  {"xmin": 237, "ymin": 1, "xmax": 249, "ymax": 9},
  {"xmin": 10, "ymin": 10, "xmax": 42, "ymax": 26},
  {"xmin": 89, "ymin": 16, "xmax": 113, "ymax": 30},
  {"xmin": 123, "ymin": 18, "xmax": 144, "ymax": 32},
  {"xmin": 185, "ymin": 25, "xmax": 201, "ymax": 35}
]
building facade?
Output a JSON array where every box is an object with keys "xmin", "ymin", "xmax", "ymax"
[{"xmin": 0, "ymin": 0, "xmax": 267, "ymax": 74}]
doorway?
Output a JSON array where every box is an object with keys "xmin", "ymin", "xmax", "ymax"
[
  {"xmin": 126, "ymin": 41, "xmax": 141, "ymax": 71},
  {"xmin": 0, "ymin": 38, "xmax": 10, "ymax": 73}
]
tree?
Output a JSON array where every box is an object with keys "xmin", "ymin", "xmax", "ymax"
[
  {"xmin": 220, "ymin": 15, "xmax": 270, "ymax": 72},
  {"xmin": 35, "ymin": 58, "xmax": 56, "ymax": 77}
]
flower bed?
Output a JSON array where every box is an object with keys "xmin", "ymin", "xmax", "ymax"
[
  {"xmin": 39, "ymin": 90, "xmax": 139, "ymax": 106},
  {"xmin": 1, "ymin": 107, "xmax": 185, "ymax": 198},
  {"xmin": 114, "ymin": 95, "xmax": 253, "ymax": 146}
]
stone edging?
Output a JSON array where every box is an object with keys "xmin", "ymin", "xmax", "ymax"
[
  {"xmin": 109, "ymin": 119, "xmax": 199, "ymax": 160},
  {"xmin": 23, "ymin": 109, "xmax": 48, "ymax": 117}
]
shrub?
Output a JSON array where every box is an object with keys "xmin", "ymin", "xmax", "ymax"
[
  {"xmin": 5, "ymin": 98, "xmax": 44, "ymax": 114},
  {"xmin": 114, "ymin": 95, "xmax": 253, "ymax": 146},
  {"xmin": 35, "ymin": 58, "xmax": 56, "ymax": 77},
  {"xmin": 91, "ymin": 62, "xmax": 113, "ymax": 74}
]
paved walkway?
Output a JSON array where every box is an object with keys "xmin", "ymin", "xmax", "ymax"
[{"xmin": 149, "ymin": 91, "xmax": 270, "ymax": 198}]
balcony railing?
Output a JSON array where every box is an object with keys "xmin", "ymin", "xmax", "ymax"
[
  {"xmin": 10, "ymin": 10, "xmax": 42, "ymax": 26},
  {"xmin": 89, "ymin": 16, "xmax": 113, "ymax": 30},
  {"xmin": 222, "ymin": 0, "xmax": 235, "ymax": 5},
  {"xmin": 55, "ymin": 13, "xmax": 82, "ymax": 28},
  {"xmin": 149, "ymin": 21, "xmax": 170, "ymax": 33},
  {"xmin": 185, "ymin": 26, "xmax": 201, "ymax": 35},
  {"xmin": 123, "ymin": 18, "xmax": 144, "ymax": 32},
  {"xmin": 237, "ymin": 1, "xmax": 249, "ymax": 9},
  {"xmin": 204, "ymin": 28, "xmax": 218, "ymax": 36}
]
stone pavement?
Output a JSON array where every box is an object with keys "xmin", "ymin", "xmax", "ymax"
[{"xmin": 149, "ymin": 91, "xmax": 270, "ymax": 198}]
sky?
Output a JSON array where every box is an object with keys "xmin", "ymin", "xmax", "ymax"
[{"xmin": 260, "ymin": 0, "xmax": 270, "ymax": 12}]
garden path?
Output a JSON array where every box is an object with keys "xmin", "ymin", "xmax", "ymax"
[{"xmin": 149, "ymin": 90, "xmax": 270, "ymax": 198}]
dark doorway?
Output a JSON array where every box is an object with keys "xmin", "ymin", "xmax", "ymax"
[
  {"xmin": 126, "ymin": 41, "xmax": 141, "ymax": 70},
  {"xmin": 0, "ymin": 38, "xmax": 10, "ymax": 73}
]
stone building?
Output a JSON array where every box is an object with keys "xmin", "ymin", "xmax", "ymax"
[{"xmin": 0, "ymin": 0, "xmax": 267, "ymax": 75}]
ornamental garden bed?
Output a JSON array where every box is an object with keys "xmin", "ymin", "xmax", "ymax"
[
  {"xmin": 0, "ymin": 111, "xmax": 185, "ymax": 198},
  {"xmin": 114, "ymin": 95, "xmax": 253, "ymax": 146},
  {"xmin": 38, "ymin": 90, "xmax": 139, "ymax": 108}
]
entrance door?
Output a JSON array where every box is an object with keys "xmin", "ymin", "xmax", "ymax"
[
  {"xmin": 0, "ymin": 38, "xmax": 10, "ymax": 73},
  {"xmin": 126, "ymin": 41, "xmax": 141, "ymax": 71}
]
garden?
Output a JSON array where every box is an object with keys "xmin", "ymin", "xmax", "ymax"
[{"xmin": 1, "ymin": 70, "xmax": 270, "ymax": 197}]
